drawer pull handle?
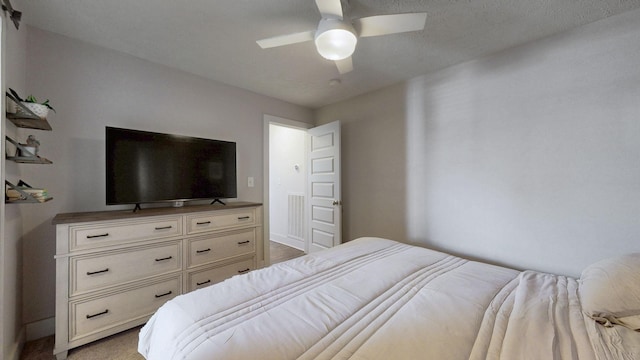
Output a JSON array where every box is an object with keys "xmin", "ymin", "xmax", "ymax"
[
  {"xmin": 86, "ymin": 233, "xmax": 109, "ymax": 239},
  {"xmin": 86, "ymin": 309, "xmax": 109, "ymax": 319},
  {"xmin": 237, "ymin": 240, "xmax": 250, "ymax": 245},
  {"xmin": 238, "ymin": 216, "xmax": 250, "ymax": 220},
  {"xmin": 155, "ymin": 225, "xmax": 173, "ymax": 230},
  {"xmin": 196, "ymin": 221, "xmax": 211, "ymax": 225},
  {"xmin": 196, "ymin": 280, "xmax": 211, "ymax": 286},
  {"xmin": 87, "ymin": 268, "xmax": 109, "ymax": 275},
  {"xmin": 238, "ymin": 268, "xmax": 250, "ymax": 274},
  {"xmin": 155, "ymin": 291, "xmax": 173, "ymax": 298},
  {"xmin": 196, "ymin": 248, "xmax": 211, "ymax": 254},
  {"xmin": 155, "ymin": 256, "xmax": 173, "ymax": 262}
]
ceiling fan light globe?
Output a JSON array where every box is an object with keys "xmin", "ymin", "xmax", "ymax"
[
  {"xmin": 315, "ymin": 18, "xmax": 357, "ymax": 61},
  {"xmin": 315, "ymin": 29, "xmax": 357, "ymax": 60}
]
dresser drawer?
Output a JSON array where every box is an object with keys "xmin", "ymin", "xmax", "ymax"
[
  {"xmin": 70, "ymin": 242, "xmax": 181, "ymax": 296},
  {"xmin": 188, "ymin": 258, "xmax": 254, "ymax": 291},
  {"xmin": 186, "ymin": 208, "xmax": 256, "ymax": 234},
  {"xmin": 70, "ymin": 217, "xmax": 182, "ymax": 251},
  {"xmin": 188, "ymin": 229, "xmax": 256, "ymax": 268},
  {"xmin": 70, "ymin": 276, "xmax": 180, "ymax": 341}
]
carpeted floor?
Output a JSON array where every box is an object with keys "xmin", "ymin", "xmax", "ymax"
[
  {"xmin": 21, "ymin": 325, "xmax": 143, "ymax": 360},
  {"xmin": 21, "ymin": 242, "xmax": 305, "ymax": 359}
]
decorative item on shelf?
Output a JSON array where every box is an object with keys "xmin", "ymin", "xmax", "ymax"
[
  {"xmin": 17, "ymin": 144, "xmax": 36, "ymax": 157},
  {"xmin": 15, "ymin": 134, "xmax": 40, "ymax": 157},
  {"xmin": 17, "ymin": 95, "xmax": 56, "ymax": 119},
  {"xmin": 18, "ymin": 101, "xmax": 49, "ymax": 119},
  {"xmin": 6, "ymin": 94, "xmax": 17, "ymax": 114},
  {"xmin": 7, "ymin": 88, "xmax": 55, "ymax": 119},
  {"xmin": 5, "ymin": 135, "xmax": 51, "ymax": 164},
  {"xmin": 25, "ymin": 135, "xmax": 40, "ymax": 154},
  {"xmin": 6, "ymin": 88, "xmax": 21, "ymax": 114},
  {"xmin": 5, "ymin": 179, "xmax": 52, "ymax": 203}
]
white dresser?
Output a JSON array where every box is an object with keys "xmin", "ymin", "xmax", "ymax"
[{"xmin": 52, "ymin": 202, "xmax": 263, "ymax": 360}]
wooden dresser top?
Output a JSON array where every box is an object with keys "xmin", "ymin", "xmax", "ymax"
[{"xmin": 52, "ymin": 202, "xmax": 262, "ymax": 225}]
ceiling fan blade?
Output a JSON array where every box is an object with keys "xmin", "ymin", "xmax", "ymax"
[
  {"xmin": 315, "ymin": 0, "xmax": 343, "ymax": 20},
  {"xmin": 354, "ymin": 13, "xmax": 427, "ymax": 37},
  {"xmin": 335, "ymin": 57, "xmax": 353, "ymax": 74},
  {"xmin": 256, "ymin": 30, "xmax": 315, "ymax": 49}
]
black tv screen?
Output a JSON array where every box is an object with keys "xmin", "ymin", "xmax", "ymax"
[{"xmin": 106, "ymin": 127, "xmax": 237, "ymax": 205}]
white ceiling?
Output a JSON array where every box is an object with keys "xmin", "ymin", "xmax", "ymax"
[{"xmin": 17, "ymin": 0, "xmax": 640, "ymax": 109}]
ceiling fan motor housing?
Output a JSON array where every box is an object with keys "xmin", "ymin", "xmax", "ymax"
[{"xmin": 314, "ymin": 18, "xmax": 357, "ymax": 60}]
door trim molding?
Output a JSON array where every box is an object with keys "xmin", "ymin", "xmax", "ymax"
[{"xmin": 263, "ymin": 114, "xmax": 312, "ymax": 266}]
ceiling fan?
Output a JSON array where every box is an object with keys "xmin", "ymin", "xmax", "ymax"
[{"xmin": 256, "ymin": 0, "xmax": 427, "ymax": 74}]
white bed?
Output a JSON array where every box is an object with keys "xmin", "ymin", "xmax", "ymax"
[{"xmin": 138, "ymin": 237, "xmax": 640, "ymax": 359}]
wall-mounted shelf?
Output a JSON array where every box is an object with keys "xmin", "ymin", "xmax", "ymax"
[
  {"xmin": 6, "ymin": 156, "xmax": 52, "ymax": 164},
  {"xmin": 5, "ymin": 180, "xmax": 53, "ymax": 203},
  {"xmin": 5, "ymin": 91, "xmax": 52, "ymax": 130},
  {"xmin": 4, "ymin": 89, "xmax": 55, "ymax": 204},
  {"xmin": 6, "ymin": 114, "xmax": 52, "ymax": 130},
  {"xmin": 5, "ymin": 136, "xmax": 52, "ymax": 164}
]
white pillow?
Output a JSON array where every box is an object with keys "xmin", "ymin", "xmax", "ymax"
[{"xmin": 579, "ymin": 253, "xmax": 640, "ymax": 331}]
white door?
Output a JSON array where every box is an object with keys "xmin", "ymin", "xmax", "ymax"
[{"xmin": 307, "ymin": 121, "xmax": 341, "ymax": 253}]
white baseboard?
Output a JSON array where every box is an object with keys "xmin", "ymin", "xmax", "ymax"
[
  {"xmin": 5, "ymin": 326, "xmax": 25, "ymax": 360},
  {"xmin": 270, "ymin": 233, "xmax": 304, "ymax": 251},
  {"xmin": 25, "ymin": 317, "xmax": 55, "ymax": 341}
]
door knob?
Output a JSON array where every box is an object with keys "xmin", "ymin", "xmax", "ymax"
[{"xmin": 332, "ymin": 200, "xmax": 342, "ymax": 206}]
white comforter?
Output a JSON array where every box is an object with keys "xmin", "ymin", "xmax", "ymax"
[{"xmin": 138, "ymin": 237, "xmax": 639, "ymax": 359}]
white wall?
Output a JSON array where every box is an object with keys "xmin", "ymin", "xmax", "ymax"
[
  {"xmin": 313, "ymin": 83, "xmax": 409, "ymax": 243},
  {"xmin": 316, "ymin": 9, "xmax": 640, "ymax": 277},
  {"xmin": 268, "ymin": 124, "xmax": 306, "ymax": 249},
  {"xmin": 19, "ymin": 27, "xmax": 313, "ymax": 331},
  {"xmin": 2, "ymin": 8, "xmax": 28, "ymax": 359}
]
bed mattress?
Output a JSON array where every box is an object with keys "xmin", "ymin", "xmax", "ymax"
[{"xmin": 138, "ymin": 237, "xmax": 639, "ymax": 359}]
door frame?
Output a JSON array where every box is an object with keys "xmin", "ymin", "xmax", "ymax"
[{"xmin": 262, "ymin": 114, "xmax": 313, "ymax": 266}]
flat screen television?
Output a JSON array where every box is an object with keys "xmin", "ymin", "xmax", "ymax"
[{"xmin": 106, "ymin": 127, "xmax": 237, "ymax": 207}]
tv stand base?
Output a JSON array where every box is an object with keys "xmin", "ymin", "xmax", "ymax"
[{"xmin": 211, "ymin": 199, "xmax": 226, "ymax": 205}]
